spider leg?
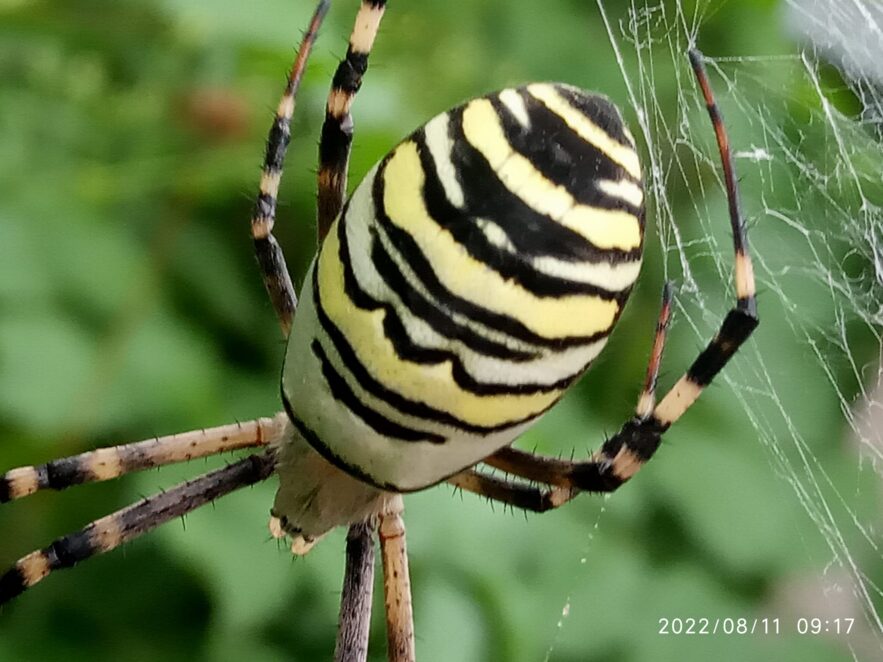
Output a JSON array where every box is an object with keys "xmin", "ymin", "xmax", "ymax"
[
  {"xmin": 379, "ymin": 496, "xmax": 415, "ymax": 662},
  {"xmin": 635, "ymin": 281, "xmax": 674, "ymax": 419},
  {"xmin": 0, "ymin": 415, "xmax": 286, "ymax": 504},
  {"xmin": 335, "ymin": 521, "xmax": 376, "ymax": 662},
  {"xmin": 252, "ymin": 0, "xmax": 330, "ymax": 336},
  {"xmin": 316, "ymin": 0, "xmax": 387, "ymax": 241},
  {"xmin": 651, "ymin": 48, "xmax": 759, "ymax": 425},
  {"xmin": 0, "ymin": 451, "xmax": 276, "ymax": 605},
  {"xmin": 318, "ymin": 7, "xmax": 400, "ymax": 659},
  {"xmin": 474, "ymin": 48, "xmax": 758, "ymax": 503},
  {"xmin": 448, "ymin": 469, "xmax": 576, "ymax": 513},
  {"xmin": 480, "ymin": 281, "xmax": 674, "ymax": 491}
]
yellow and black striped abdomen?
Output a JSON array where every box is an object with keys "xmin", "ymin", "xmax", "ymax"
[{"xmin": 281, "ymin": 83, "xmax": 644, "ymax": 491}]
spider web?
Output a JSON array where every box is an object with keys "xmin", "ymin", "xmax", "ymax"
[{"xmin": 542, "ymin": 1, "xmax": 882, "ymax": 658}]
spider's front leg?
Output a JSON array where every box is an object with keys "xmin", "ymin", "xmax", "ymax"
[
  {"xmin": 452, "ymin": 49, "xmax": 759, "ymax": 512},
  {"xmin": 250, "ymin": 0, "xmax": 329, "ymax": 336},
  {"xmin": 317, "ymin": 0, "xmax": 387, "ymax": 241},
  {"xmin": 308, "ymin": 3, "xmax": 418, "ymax": 661},
  {"xmin": 255, "ymin": 2, "xmax": 411, "ymax": 660}
]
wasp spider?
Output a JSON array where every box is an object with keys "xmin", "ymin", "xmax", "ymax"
[{"xmin": 1, "ymin": 0, "xmax": 758, "ymax": 658}]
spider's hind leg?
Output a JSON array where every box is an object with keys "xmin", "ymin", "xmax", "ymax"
[
  {"xmin": 448, "ymin": 469, "xmax": 575, "ymax": 513},
  {"xmin": 378, "ymin": 497, "xmax": 416, "ymax": 662},
  {"xmin": 334, "ymin": 521, "xmax": 376, "ymax": 662},
  {"xmin": 0, "ymin": 451, "xmax": 276, "ymax": 605},
  {"xmin": 0, "ymin": 415, "xmax": 286, "ymax": 504},
  {"xmin": 451, "ymin": 282, "xmax": 674, "ymax": 509},
  {"xmin": 651, "ymin": 49, "xmax": 759, "ymax": 429}
]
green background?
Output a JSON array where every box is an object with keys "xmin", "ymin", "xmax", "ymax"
[{"xmin": 0, "ymin": 0, "xmax": 880, "ymax": 660}]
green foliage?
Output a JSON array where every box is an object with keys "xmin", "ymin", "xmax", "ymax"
[{"xmin": 0, "ymin": 1, "xmax": 879, "ymax": 660}]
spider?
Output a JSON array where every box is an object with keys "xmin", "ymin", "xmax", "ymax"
[{"xmin": 0, "ymin": 0, "xmax": 758, "ymax": 659}]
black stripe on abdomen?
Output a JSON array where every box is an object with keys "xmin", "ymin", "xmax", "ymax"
[
  {"xmin": 372, "ymin": 160, "xmax": 616, "ymax": 350},
  {"xmin": 555, "ymin": 86, "xmax": 634, "ymax": 147},
  {"xmin": 338, "ymin": 197, "xmax": 537, "ymax": 362},
  {"xmin": 313, "ymin": 266, "xmax": 554, "ymax": 435},
  {"xmin": 413, "ymin": 128, "xmax": 631, "ymax": 301},
  {"xmin": 311, "ymin": 338, "xmax": 445, "ymax": 444},
  {"xmin": 447, "ymin": 107, "xmax": 641, "ymax": 264},
  {"xmin": 281, "ymin": 391, "xmax": 435, "ymax": 494},
  {"xmin": 494, "ymin": 91, "xmax": 641, "ymax": 214}
]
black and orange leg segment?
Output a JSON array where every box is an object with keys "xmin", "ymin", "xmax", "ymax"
[
  {"xmin": 651, "ymin": 47, "xmax": 759, "ymax": 427},
  {"xmin": 0, "ymin": 451, "xmax": 276, "ymax": 605},
  {"xmin": 635, "ymin": 282, "xmax": 674, "ymax": 419},
  {"xmin": 448, "ymin": 468, "xmax": 575, "ymax": 513},
  {"xmin": 252, "ymin": 0, "xmax": 331, "ymax": 336},
  {"xmin": 0, "ymin": 416, "xmax": 284, "ymax": 505},
  {"xmin": 452, "ymin": 48, "xmax": 759, "ymax": 511},
  {"xmin": 1, "ymin": 416, "xmax": 285, "ymax": 605},
  {"xmin": 316, "ymin": 0, "xmax": 387, "ymax": 241},
  {"xmin": 459, "ymin": 281, "xmax": 675, "ymax": 507}
]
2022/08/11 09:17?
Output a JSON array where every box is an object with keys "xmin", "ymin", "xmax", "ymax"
[{"xmin": 658, "ymin": 617, "xmax": 857, "ymax": 636}]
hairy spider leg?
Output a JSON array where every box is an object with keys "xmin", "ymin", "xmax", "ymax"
[
  {"xmin": 379, "ymin": 496, "xmax": 416, "ymax": 662},
  {"xmin": 0, "ymin": 416, "xmax": 284, "ymax": 504},
  {"xmin": 0, "ymin": 0, "xmax": 333, "ymax": 606},
  {"xmin": 0, "ymin": 452, "xmax": 276, "ymax": 604},
  {"xmin": 451, "ymin": 281, "xmax": 674, "ymax": 511},
  {"xmin": 317, "ymin": 0, "xmax": 388, "ymax": 241},
  {"xmin": 252, "ymin": 0, "xmax": 331, "ymax": 336},
  {"xmin": 334, "ymin": 521, "xmax": 376, "ymax": 661}
]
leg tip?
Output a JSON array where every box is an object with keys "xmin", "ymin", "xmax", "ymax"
[
  {"xmin": 291, "ymin": 535, "xmax": 320, "ymax": 556},
  {"xmin": 268, "ymin": 516, "xmax": 285, "ymax": 539}
]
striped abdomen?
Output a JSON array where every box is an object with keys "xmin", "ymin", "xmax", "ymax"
[{"xmin": 282, "ymin": 83, "xmax": 644, "ymax": 492}]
